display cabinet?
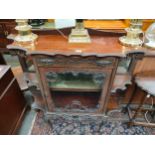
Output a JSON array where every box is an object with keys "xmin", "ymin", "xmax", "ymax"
[
  {"xmin": 6, "ymin": 27, "xmax": 148, "ymax": 117},
  {"xmin": 31, "ymin": 54, "xmax": 119, "ymax": 115}
]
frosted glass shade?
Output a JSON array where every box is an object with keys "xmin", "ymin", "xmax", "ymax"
[{"xmin": 145, "ymin": 22, "xmax": 155, "ymax": 49}]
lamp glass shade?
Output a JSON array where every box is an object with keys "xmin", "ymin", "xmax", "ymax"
[{"xmin": 145, "ymin": 22, "xmax": 155, "ymax": 48}]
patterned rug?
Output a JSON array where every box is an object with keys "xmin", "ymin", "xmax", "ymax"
[{"xmin": 31, "ymin": 110, "xmax": 155, "ymax": 135}]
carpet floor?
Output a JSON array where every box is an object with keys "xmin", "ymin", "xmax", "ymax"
[{"xmin": 31, "ymin": 110, "xmax": 155, "ymax": 135}]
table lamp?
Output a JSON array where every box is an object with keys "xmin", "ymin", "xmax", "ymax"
[
  {"xmin": 144, "ymin": 22, "xmax": 155, "ymax": 49},
  {"xmin": 119, "ymin": 19, "xmax": 143, "ymax": 47},
  {"xmin": 14, "ymin": 19, "xmax": 38, "ymax": 43},
  {"xmin": 68, "ymin": 19, "xmax": 91, "ymax": 43}
]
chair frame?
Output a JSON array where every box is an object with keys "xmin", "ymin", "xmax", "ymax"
[{"xmin": 124, "ymin": 55, "xmax": 155, "ymax": 127}]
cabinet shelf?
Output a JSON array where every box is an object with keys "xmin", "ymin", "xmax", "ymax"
[
  {"xmin": 46, "ymin": 72, "xmax": 104, "ymax": 92},
  {"xmin": 48, "ymin": 80, "xmax": 101, "ymax": 92}
]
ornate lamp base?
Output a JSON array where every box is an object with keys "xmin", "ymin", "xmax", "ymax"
[
  {"xmin": 15, "ymin": 21, "xmax": 38, "ymax": 43},
  {"xmin": 69, "ymin": 28, "xmax": 91, "ymax": 43},
  {"xmin": 119, "ymin": 36, "xmax": 143, "ymax": 47},
  {"xmin": 15, "ymin": 33, "xmax": 38, "ymax": 42}
]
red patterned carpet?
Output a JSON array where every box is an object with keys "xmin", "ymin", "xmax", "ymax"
[{"xmin": 31, "ymin": 111, "xmax": 155, "ymax": 135}]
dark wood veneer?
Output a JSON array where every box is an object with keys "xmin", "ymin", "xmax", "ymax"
[{"xmin": 0, "ymin": 65, "xmax": 27, "ymax": 135}]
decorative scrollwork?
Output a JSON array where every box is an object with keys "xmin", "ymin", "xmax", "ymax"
[
  {"xmin": 45, "ymin": 71, "xmax": 106, "ymax": 88},
  {"xmin": 37, "ymin": 57, "xmax": 54, "ymax": 66},
  {"xmin": 93, "ymin": 74, "xmax": 106, "ymax": 85},
  {"xmin": 96, "ymin": 59, "xmax": 113, "ymax": 67},
  {"xmin": 46, "ymin": 72, "xmax": 58, "ymax": 83},
  {"xmin": 35, "ymin": 55, "xmax": 114, "ymax": 68},
  {"xmin": 9, "ymin": 49, "xmax": 26, "ymax": 57},
  {"xmin": 65, "ymin": 100, "xmax": 87, "ymax": 110},
  {"xmin": 55, "ymin": 100, "xmax": 99, "ymax": 113}
]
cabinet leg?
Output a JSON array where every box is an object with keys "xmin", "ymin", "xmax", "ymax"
[{"xmin": 122, "ymin": 83, "xmax": 137, "ymax": 113}]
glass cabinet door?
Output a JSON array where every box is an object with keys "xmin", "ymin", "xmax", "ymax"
[{"xmin": 43, "ymin": 70, "xmax": 107, "ymax": 113}]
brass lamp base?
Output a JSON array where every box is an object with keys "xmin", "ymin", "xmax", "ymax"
[
  {"xmin": 119, "ymin": 36, "xmax": 143, "ymax": 47},
  {"xmin": 15, "ymin": 33, "xmax": 38, "ymax": 42},
  {"xmin": 15, "ymin": 24, "xmax": 38, "ymax": 43},
  {"xmin": 69, "ymin": 28, "xmax": 91, "ymax": 43}
]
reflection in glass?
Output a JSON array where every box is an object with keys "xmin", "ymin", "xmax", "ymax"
[{"xmin": 144, "ymin": 22, "xmax": 155, "ymax": 49}]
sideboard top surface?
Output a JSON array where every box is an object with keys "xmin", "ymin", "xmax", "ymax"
[{"xmin": 7, "ymin": 33, "xmax": 155, "ymax": 57}]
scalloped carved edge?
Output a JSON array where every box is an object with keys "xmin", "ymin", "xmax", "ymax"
[{"xmin": 7, "ymin": 44, "xmax": 150, "ymax": 58}]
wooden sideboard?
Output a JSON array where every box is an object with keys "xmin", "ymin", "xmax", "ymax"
[
  {"xmin": 31, "ymin": 53, "xmax": 121, "ymax": 115},
  {"xmin": 6, "ymin": 30, "xmax": 147, "ymax": 116},
  {"xmin": 1, "ymin": 20, "xmax": 155, "ymax": 116},
  {"xmin": 0, "ymin": 65, "xmax": 27, "ymax": 135}
]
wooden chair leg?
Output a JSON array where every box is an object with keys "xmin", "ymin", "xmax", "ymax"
[{"xmin": 122, "ymin": 83, "xmax": 137, "ymax": 113}]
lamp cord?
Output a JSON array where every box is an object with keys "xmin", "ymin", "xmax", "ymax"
[
  {"xmin": 55, "ymin": 29, "xmax": 68, "ymax": 40},
  {"xmin": 144, "ymin": 95, "xmax": 154, "ymax": 123}
]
